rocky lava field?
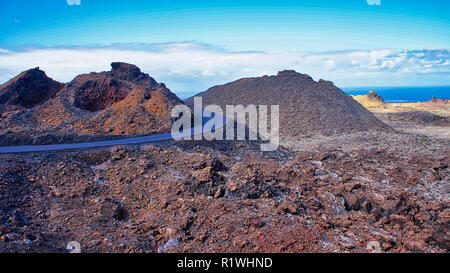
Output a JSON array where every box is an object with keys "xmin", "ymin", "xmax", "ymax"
[
  {"xmin": 0, "ymin": 138, "xmax": 448, "ymax": 253},
  {"xmin": 0, "ymin": 66, "xmax": 448, "ymax": 253}
]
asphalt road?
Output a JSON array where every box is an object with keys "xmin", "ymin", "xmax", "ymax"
[{"xmin": 0, "ymin": 109, "xmax": 228, "ymax": 154}]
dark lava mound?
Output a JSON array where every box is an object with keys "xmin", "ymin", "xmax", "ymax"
[
  {"xmin": 0, "ymin": 68, "xmax": 63, "ymax": 113},
  {"xmin": 186, "ymin": 70, "xmax": 390, "ymax": 139}
]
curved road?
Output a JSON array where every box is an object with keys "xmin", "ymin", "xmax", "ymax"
[{"xmin": 0, "ymin": 109, "xmax": 229, "ymax": 154}]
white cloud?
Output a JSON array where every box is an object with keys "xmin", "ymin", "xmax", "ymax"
[
  {"xmin": 66, "ymin": 0, "xmax": 81, "ymax": 6},
  {"xmin": 367, "ymin": 0, "xmax": 381, "ymax": 6},
  {"xmin": 324, "ymin": 59, "xmax": 336, "ymax": 70},
  {"xmin": 0, "ymin": 49, "xmax": 11, "ymax": 54},
  {"xmin": 0, "ymin": 43, "xmax": 448, "ymax": 92}
]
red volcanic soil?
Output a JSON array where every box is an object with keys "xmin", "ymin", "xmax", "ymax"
[
  {"xmin": 70, "ymin": 74, "xmax": 132, "ymax": 112},
  {"xmin": 69, "ymin": 62, "xmax": 162, "ymax": 112}
]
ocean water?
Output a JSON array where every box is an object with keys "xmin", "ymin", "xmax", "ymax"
[{"xmin": 342, "ymin": 86, "xmax": 450, "ymax": 103}]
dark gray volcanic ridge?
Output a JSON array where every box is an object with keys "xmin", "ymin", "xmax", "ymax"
[{"xmin": 186, "ymin": 70, "xmax": 391, "ymax": 139}]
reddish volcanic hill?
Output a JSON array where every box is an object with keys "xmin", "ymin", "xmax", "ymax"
[
  {"xmin": 67, "ymin": 62, "xmax": 161, "ymax": 112},
  {"xmin": 0, "ymin": 68, "xmax": 63, "ymax": 113},
  {"xmin": 0, "ymin": 63, "xmax": 184, "ymax": 144},
  {"xmin": 31, "ymin": 62, "xmax": 184, "ymax": 136},
  {"xmin": 367, "ymin": 90, "xmax": 385, "ymax": 102},
  {"xmin": 186, "ymin": 70, "xmax": 390, "ymax": 139}
]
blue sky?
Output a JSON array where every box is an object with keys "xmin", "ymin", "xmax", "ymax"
[{"xmin": 0, "ymin": 0, "xmax": 449, "ymax": 92}]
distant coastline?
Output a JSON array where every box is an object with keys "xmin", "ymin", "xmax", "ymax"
[{"xmin": 343, "ymin": 86, "xmax": 450, "ymax": 103}]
